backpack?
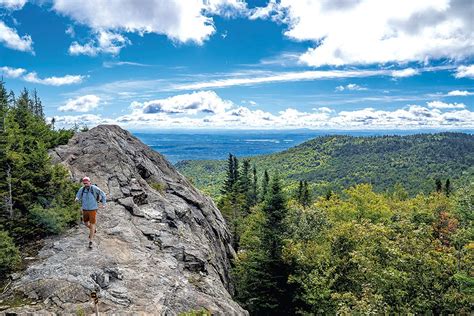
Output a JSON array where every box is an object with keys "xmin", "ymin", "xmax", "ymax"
[{"xmin": 81, "ymin": 185, "xmax": 101, "ymax": 202}]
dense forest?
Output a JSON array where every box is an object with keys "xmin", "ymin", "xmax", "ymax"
[
  {"xmin": 0, "ymin": 81, "xmax": 78, "ymax": 280},
  {"xmin": 176, "ymin": 132, "xmax": 474, "ymax": 199},
  {"xmin": 217, "ymin": 154, "xmax": 473, "ymax": 314}
]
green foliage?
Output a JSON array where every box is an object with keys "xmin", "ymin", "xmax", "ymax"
[
  {"xmin": 0, "ymin": 81, "xmax": 77, "ymax": 277},
  {"xmin": 30, "ymin": 202, "xmax": 80, "ymax": 234},
  {"xmin": 178, "ymin": 309, "xmax": 212, "ymax": 316},
  {"xmin": 283, "ymin": 184, "xmax": 474, "ymax": 314},
  {"xmin": 0, "ymin": 230, "xmax": 20, "ymax": 277},
  {"xmin": 177, "ymin": 133, "xmax": 474, "ymax": 199},
  {"xmin": 150, "ymin": 181, "xmax": 166, "ymax": 193}
]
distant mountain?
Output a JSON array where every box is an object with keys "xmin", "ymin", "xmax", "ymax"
[{"xmin": 176, "ymin": 132, "xmax": 474, "ymax": 198}]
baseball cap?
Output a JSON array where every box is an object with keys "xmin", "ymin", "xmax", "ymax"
[{"xmin": 82, "ymin": 176, "xmax": 91, "ymax": 182}]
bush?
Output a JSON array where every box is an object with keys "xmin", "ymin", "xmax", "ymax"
[
  {"xmin": 0, "ymin": 230, "xmax": 21, "ymax": 276},
  {"xmin": 30, "ymin": 203, "xmax": 80, "ymax": 234}
]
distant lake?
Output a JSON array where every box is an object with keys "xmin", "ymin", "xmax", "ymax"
[{"xmin": 132, "ymin": 129, "xmax": 473, "ymax": 164}]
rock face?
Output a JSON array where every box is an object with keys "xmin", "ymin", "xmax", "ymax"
[{"xmin": 4, "ymin": 125, "xmax": 247, "ymax": 315}]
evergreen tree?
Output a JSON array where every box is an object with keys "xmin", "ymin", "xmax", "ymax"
[
  {"xmin": 297, "ymin": 180, "xmax": 303, "ymax": 203},
  {"xmin": 445, "ymin": 178, "xmax": 451, "ymax": 197},
  {"xmin": 261, "ymin": 169, "xmax": 270, "ymax": 202},
  {"xmin": 435, "ymin": 179, "xmax": 442, "ymax": 193},
  {"xmin": 301, "ymin": 180, "xmax": 311, "ymax": 208},
  {"xmin": 251, "ymin": 164, "xmax": 258, "ymax": 206},
  {"xmin": 221, "ymin": 153, "xmax": 236, "ymax": 195}
]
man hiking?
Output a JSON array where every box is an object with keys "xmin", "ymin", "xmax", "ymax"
[{"xmin": 75, "ymin": 176, "xmax": 107, "ymax": 249}]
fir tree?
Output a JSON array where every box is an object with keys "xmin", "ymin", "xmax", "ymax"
[
  {"xmin": 435, "ymin": 179, "xmax": 442, "ymax": 193},
  {"xmin": 261, "ymin": 169, "xmax": 270, "ymax": 202},
  {"xmin": 251, "ymin": 164, "xmax": 258, "ymax": 206},
  {"xmin": 445, "ymin": 178, "xmax": 451, "ymax": 197}
]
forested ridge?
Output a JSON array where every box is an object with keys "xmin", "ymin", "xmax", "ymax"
[
  {"xmin": 216, "ymin": 153, "xmax": 473, "ymax": 314},
  {"xmin": 0, "ymin": 81, "xmax": 77, "ymax": 280},
  {"xmin": 176, "ymin": 132, "xmax": 474, "ymax": 199}
]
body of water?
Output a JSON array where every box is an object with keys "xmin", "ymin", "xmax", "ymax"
[{"xmin": 133, "ymin": 129, "xmax": 473, "ymax": 164}]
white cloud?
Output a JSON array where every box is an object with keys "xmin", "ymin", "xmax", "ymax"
[
  {"xmin": 69, "ymin": 30, "xmax": 130, "ymax": 56},
  {"xmin": 0, "ymin": 66, "xmax": 26, "ymax": 78},
  {"xmin": 0, "ymin": 20, "xmax": 34, "ymax": 53},
  {"xmin": 52, "ymin": 98, "xmax": 474, "ymax": 130},
  {"xmin": 59, "ymin": 95, "xmax": 101, "ymax": 112},
  {"xmin": 65, "ymin": 25, "xmax": 75, "ymax": 37},
  {"xmin": 252, "ymin": 0, "xmax": 474, "ymax": 66},
  {"xmin": 391, "ymin": 68, "xmax": 419, "ymax": 78},
  {"xmin": 427, "ymin": 100, "xmax": 466, "ymax": 109},
  {"xmin": 455, "ymin": 65, "xmax": 474, "ymax": 79},
  {"xmin": 102, "ymin": 61, "xmax": 149, "ymax": 68},
  {"xmin": 335, "ymin": 83, "xmax": 368, "ymax": 91},
  {"xmin": 53, "ymin": 0, "xmax": 245, "ymax": 46},
  {"xmin": 171, "ymin": 68, "xmax": 417, "ymax": 90},
  {"xmin": 0, "ymin": 0, "xmax": 27, "ymax": 10},
  {"xmin": 447, "ymin": 90, "xmax": 472, "ymax": 96},
  {"xmin": 131, "ymin": 91, "xmax": 233, "ymax": 115},
  {"xmin": 23, "ymin": 72, "xmax": 85, "ymax": 86}
]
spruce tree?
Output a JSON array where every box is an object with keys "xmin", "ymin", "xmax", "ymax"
[
  {"xmin": 261, "ymin": 169, "xmax": 269, "ymax": 202},
  {"xmin": 221, "ymin": 153, "xmax": 236, "ymax": 195},
  {"xmin": 301, "ymin": 180, "xmax": 311, "ymax": 208},
  {"xmin": 251, "ymin": 164, "xmax": 258, "ymax": 206},
  {"xmin": 435, "ymin": 179, "xmax": 442, "ymax": 193},
  {"xmin": 445, "ymin": 178, "xmax": 451, "ymax": 197}
]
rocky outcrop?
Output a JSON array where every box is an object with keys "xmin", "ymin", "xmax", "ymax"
[{"xmin": 2, "ymin": 125, "xmax": 246, "ymax": 315}]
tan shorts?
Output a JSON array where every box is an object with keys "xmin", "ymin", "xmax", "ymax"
[{"xmin": 82, "ymin": 210, "xmax": 97, "ymax": 224}]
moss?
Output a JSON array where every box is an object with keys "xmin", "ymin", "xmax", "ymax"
[
  {"xmin": 179, "ymin": 308, "xmax": 212, "ymax": 316},
  {"xmin": 150, "ymin": 182, "xmax": 166, "ymax": 193}
]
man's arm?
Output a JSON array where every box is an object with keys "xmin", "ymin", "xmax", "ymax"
[
  {"xmin": 96, "ymin": 186, "xmax": 107, "ymax": 208},
  {"xmin": 75, "ymin": 187, "xmax": 83, "ymax": 202}
]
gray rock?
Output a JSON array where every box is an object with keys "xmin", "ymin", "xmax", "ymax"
[{"xmin": 3, "ymin": 125, "xmax": 247, "ymax": 315}]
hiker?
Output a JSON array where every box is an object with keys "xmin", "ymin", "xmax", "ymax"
[{"xmin": 75, "ymin": 176, "xmax": 107, "ymax": 248}]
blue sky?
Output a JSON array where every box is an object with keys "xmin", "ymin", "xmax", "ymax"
[{"xmin": 0, "ymin": 0, "xmax": 473, "ymax": 130}]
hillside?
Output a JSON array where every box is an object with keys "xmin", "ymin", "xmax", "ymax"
[
  {"xmin": 2, "ymin": 125, "xmax": 246, "ymax": 315},
  {"xmin": 176, "ymin": 132, "xmax": 474, "ymax": 198}
]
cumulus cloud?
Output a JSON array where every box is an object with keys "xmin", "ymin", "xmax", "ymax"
[
  {"xmin": 23, "ymin": 72, "xmax": 85, "ymax": 86},
  {"xmin": 455, "ymin": 65, "xmax": 474, "ymax": 79},
  {"xmin": 0, "ymin": 0, "xmax": 27, "ymax": 10},
  {"xmin": 0, "ymin": 66, "xmax": 26, "ymax": 78},
  {"xmin": 0, "ymin": 20, "xmax": 34, "ymax": 53},
  {"xmin": 447, "ymin": 90, "xmax": 472, "ymax": 96},
  {"xmin": 53, "ymin": 0, "xmax": 246, "ymax": 46},
  {"xmin": 252, "ymin": 0, "xmax": 474, "ymax": 66},
  {"xmin": 59, "ymin": 95, "xmax": 101, "ymax": 112},
  {"xmin": 131, "ymin": 91, "xmax": 233, "ymax": 115},
  {"xmin": 427, "ymin": 100, "xmax": 466, "ymax": 109},
  {"xmin": 391, "ymin": 68, "xmax": 419, "ymax": 78},
  {"xmin": 52, "ymin": 100, "xmax": 474, "ymax": 130},
  {"xmin": 335, "ymin": 83, "xmax": 368, "ymax": 91},
  {"xmin": 69, "ymin": 30, "xmax": 130, "ymax": 56}
]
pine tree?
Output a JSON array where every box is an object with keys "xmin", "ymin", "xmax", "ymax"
[
  {"xmin": 221, "ymin": 153, "xmax": 236, "ymax": 195},
  {"xmin": 251, "ymin": 164, "xmax": 258, "ymax": 206},
  {"xmin": 261, "ymin": 169, "xmax": 270, "ymax": 202},
  {"xmin": 301, "ymin": 180, "xmax": 311, "ymax": 208},
  {"xmin": 445, "ymin": 178, "xmax": 451, "ymax": 197},
  {"xmin": 259, "ymin": 174, "xmax": 293, "ymax": 313},
  {"xmin": 297, "ymin": 180, "xmax": 303, "ymax": 203}
]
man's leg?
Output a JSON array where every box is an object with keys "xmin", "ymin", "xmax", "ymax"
[{"xmin": 89, "ymin": 223, "xmax": 96, "ymax": 240}]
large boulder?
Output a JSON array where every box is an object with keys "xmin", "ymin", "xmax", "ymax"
[{"xmin": 2, "ymin": 125, "xmax": 246, "ymax": 315}]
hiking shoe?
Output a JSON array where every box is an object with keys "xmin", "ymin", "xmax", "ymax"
[{"xmin": 88, "ymin": 241, "xmax": 93, "ymax": 249}]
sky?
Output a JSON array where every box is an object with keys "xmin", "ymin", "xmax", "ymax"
[{"xmin": 0, "ymin": 0, "xmax": 473, "ymax": 130}]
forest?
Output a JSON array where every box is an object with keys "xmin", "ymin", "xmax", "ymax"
[
  {"xmin": 176, "ymin": 132, "xmax": 474, "ymax": 199},
  {"xmin": 0, "ymin": 80, "xmax": 78, "ymax": 280},
  {"xmin": 218, "ymin": 154, "xmax": 473, "ymax": 314}
]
